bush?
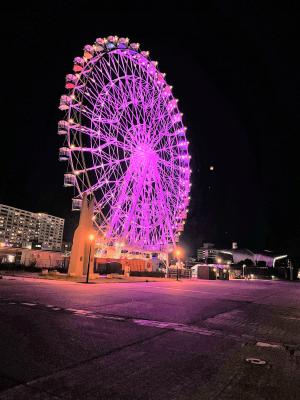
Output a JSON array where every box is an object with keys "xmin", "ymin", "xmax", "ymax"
[
  {"xmin": 130, "ymin": 270, "xmax": 165, "ymax": 278},
  {"xmin": 230, "ymin": 265, "xmax": 299, "ymax": 280},
  {"xmin": 95, "ymin": 262, "xmax": 122, "ymax": 274},
  {"xmin": 0, "ymin": 263, "xmax": 42, "ymax": 273},
  {"xmin": 56, "ymin": 265, "xmax": 68, "ymax": 274}
]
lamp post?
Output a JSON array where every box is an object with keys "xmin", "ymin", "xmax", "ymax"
[
  {"xmin": 175, "ymin": 248, "xmax": 182, "ymax": 281},
  {"xmin": 288, "ymin": 259, "xmax": 293, "ymax": 281},
  {"xmin": 242, "ymin": 264, "xmax": 246, "ymax": 279},
  {"xmin": 86, "ymin": 234, "xmax": 95, "ymax": 284}
]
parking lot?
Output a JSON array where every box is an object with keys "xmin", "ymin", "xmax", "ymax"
[{"xmin": 0, "ymin": 277, "xmax": 299, "ymax": 399}]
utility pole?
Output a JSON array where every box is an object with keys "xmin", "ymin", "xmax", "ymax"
[
  {"xmin": 85, "ymin": 234, "xmax": 95, "ymax": 284},
  {"xmin": 175, "ymin": 248, "xmax": 182, "ymax": 281},
  {"xmin": 288, "ymin": 259, "xmax": 293, "ymax": 281},
  {"xmin": 242, "ymin": 264, "xmax": 246, "ymax": 279}
]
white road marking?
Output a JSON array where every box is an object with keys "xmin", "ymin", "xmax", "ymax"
[
  {"xmin": 133, "ymin": 319, "xmax": 220, "ymax": 337},
  {"xmin": 127, "ymin": 286, "xmax": 214, "ymax": 294},
  {"xmin": 283, "ymin": 316, "xmax": 300, "ymax": 321},
  {"xmin": 246, "ymin": 357, "xmax": 267, "ymax": 365},
  {"xmin": 103, "ymin": 315, "xmax": 126, "ymax": 321},
  {"xmin": 72, "ymin": 309, "xmax": 91, "ymax": 315},
  {"xmin": 2, "ymin": 301, "xmax": 291, "ymax": 350},
  {"xmin": 256, "ymin": 341, "xmax": 283, "ymax": 349}
]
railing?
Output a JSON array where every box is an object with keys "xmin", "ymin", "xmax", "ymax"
[{"xmin": 167, "ymin": 268, "xmax": 191, "ymax": 279}]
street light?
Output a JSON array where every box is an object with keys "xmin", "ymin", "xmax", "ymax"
[
  {"xmin": 86, "ymin": 234, "xmax": 95, "ymax": 284},
  {"xmin": 175, "ymin": 248, "xmax": 182, "ymax": 281},
  {"xmin": 242, "ymin": 264, "xmax": 246, "ymax": 278}
]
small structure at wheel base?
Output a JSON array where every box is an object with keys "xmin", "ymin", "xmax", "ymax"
[{"xmin": 191, "ymin": 264, "xmax": 229, "ymax": 280}]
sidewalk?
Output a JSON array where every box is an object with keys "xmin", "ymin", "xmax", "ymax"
[{"xmin": 0, "ymin": 270, "xmax": 173, "ymax": 284}]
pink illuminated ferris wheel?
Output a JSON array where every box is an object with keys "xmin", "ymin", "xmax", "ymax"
[{"xmin": 58, "ymin": 35, "xmax": 191, "ymax": 252}]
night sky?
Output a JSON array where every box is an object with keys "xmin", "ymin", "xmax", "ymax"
[{"xmin": 1, "ymin": 2, "xmax": 299, "ymax": 258}]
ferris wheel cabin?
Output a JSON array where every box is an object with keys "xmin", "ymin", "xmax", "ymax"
[
  {"xmin": 64, "ymin": 174, "xmax": 76, "ymax": 187},
  {"xmin": 58, "ymin": 120, "xmax": 69, "ymax": 135},
  {"xmin": 72, "ymin": 198, "xmax": 82, "ymax": 211},
  {"xmin": 59, "ymin": 147, "xmax": 70, "ymax": 161}
]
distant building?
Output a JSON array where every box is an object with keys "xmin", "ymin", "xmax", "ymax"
[
  {"xmin": 197, "ymin": 243, "xmax": 223, "ymax": 264},
  {"xmin": 0, "ymin": 247, "xmax": 63, "ymax": 269},
  {"xmin": 196, "ymin": 242, "xmax": 288, "ymax": 268},
  {"xmin": 0, "ymin": 204, "xmax": 64, "ymax": 251}
]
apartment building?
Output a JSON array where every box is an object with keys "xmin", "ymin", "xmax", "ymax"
[{"xmin": 0, "ymin": 204, "xmax": 64, "ymax": 251}]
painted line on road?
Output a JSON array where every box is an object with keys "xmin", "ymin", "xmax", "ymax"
[
  {"xmin": 133, "ymin": 318, "xmax": 236, "ymax": 339},
  {"xmin": 103, "ymin": 315, "xmax": 127, "ymax": 321},
  {"xmin": 256, "ymin": 341, "xmax": 283, "ymax": 350},
  {"xmin": 282, "ymin": 316, "xmax": 300, "ymax": 321},
  {"xmin": 126, "ymin": 286, "xmax": 214, "ymax": 294},
  {"xmin": 1, "ymin": 298, "xmax": 127, "ymax": 322},
  {"xmin": 0, "ymin": 298, "xmax": 295, "ymax": 351},
  {"xmin": 132, "ymin": 319, "xmax": 291, "ymax": 350},
  {"xmin": 72, "ymin": 309, "xmax": 93, "ymax": 315}
]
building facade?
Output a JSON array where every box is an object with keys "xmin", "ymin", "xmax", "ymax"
[
  {"xmin": 0, "ymin": 204, "xmax": 64, "ymax": 251},
  {"xmin": 197, "ymin": 243, "xmax": 222, "ymax": 264},
  {"xmin": 196, "ymin": 242, "xmax": 288, "ymax": 268}
]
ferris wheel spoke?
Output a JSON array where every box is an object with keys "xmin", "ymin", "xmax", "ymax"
[
  {"xmin": 109, "ymin": 159, "xmax": 147, "ymax": 239},
  {"xmin": 97, "ymin": 58, "xmax": 122, "ymax": 93},
  {"xmin": 157, "ymin": 157, "xmax": 181, "ymax": 171},
  {"xmin": 82, "ymin": 75, "xmax": 103, "ymax": 100},
  {"xmin": 85, "ymin": 126, "xmax": 131, "ymax": 152},
  {"xmin": 76, "ymin": 85, "xmax": 99, "ymax": 105},
  {"xmin": 153, "ymin": 163, "xmax": 176, "ymax": 244}
]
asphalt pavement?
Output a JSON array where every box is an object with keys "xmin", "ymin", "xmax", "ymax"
[{"xmin": 0, "ymin": 276, "xmax": 299, "ymax": 399}]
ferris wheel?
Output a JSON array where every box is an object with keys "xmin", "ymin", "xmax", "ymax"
[{"xmin": 58, "ymin": 35, "xmax": 191, "ymax": 252}]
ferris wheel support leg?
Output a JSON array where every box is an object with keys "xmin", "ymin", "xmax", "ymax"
[{"xmin": 68, "ymin": 194, "xmax": 98, "ymax": 279}]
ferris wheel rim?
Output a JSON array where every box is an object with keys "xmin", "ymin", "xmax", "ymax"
[{"xmin": 59, "ymin": 36, "xmax": 191, "ymax": 251}]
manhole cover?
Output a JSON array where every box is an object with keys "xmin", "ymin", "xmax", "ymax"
[{"xmin": 245, "ymin": 357, "xmax": 267, "ymax": 365}]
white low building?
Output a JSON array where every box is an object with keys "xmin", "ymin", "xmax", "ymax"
[{"xmin": 0, "ymin": 247, "xmax": 63, "ymax": 269}]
